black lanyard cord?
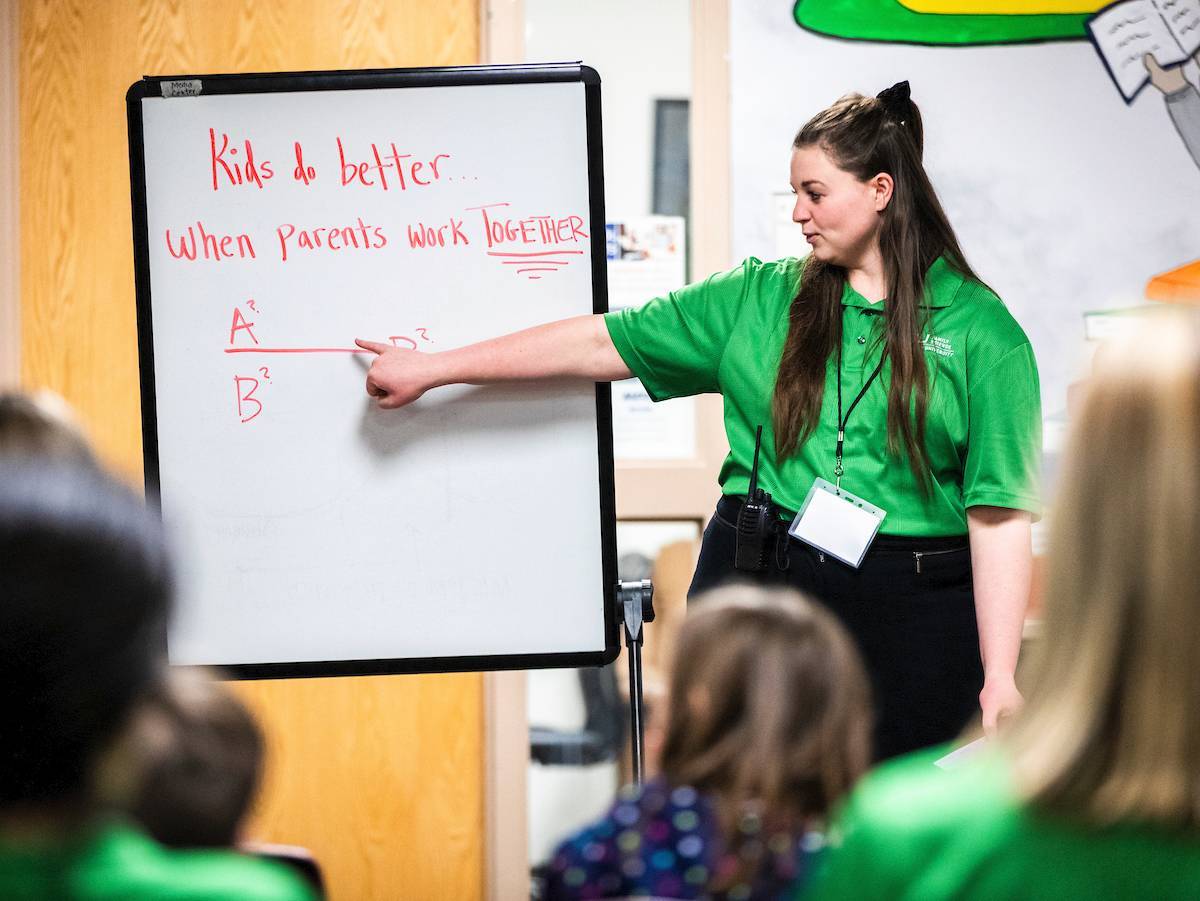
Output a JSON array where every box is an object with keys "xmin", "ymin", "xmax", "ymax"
[{"xmin": 835, "ymin": 343, "xmax": 884, "ymax": 485}]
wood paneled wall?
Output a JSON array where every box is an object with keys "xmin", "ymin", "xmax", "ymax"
[{"xmin": 18, "ymin": 3, "xmax": 484, "ymax": 898}]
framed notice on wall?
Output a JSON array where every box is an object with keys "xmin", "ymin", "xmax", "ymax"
[{"xmin": 605, "ymin": 215, "xmax": 695, "ymax": 460}]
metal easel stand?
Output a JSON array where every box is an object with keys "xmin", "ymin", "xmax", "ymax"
[{"xmin": 615, "ymin": 579, "xmax": 655, "ymax": 785}]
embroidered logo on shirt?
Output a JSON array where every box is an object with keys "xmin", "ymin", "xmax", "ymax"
[{"xmin": 922, "ymin": 334, "xmax": 954, "ymax": 357}]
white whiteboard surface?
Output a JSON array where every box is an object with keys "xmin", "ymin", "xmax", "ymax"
[{"xmin": 129, "ymin": 67, "xmax": 617, "ymax": 674}]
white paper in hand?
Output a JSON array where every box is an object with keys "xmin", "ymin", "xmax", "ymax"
[{"xmin": 935, "ymin": 737, "xmax": 987, "ymax": 770}]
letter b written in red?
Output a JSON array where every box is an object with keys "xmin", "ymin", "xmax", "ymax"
[{"xmin": 234, "ymin": 376, "xmax": 262, "ymax": 423}]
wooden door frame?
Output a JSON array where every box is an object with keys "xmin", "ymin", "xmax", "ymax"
[{"xmin": 0, "ymin": 0, "xmax": 18, "ymax": 388}]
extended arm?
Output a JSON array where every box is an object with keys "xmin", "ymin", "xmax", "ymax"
[
  {"xmin": 356, "ymin": 314, "xmax": 632, "ymax": 409},
  {"xmin": 1145, "ymin": 51, "xmax": 1200, "ymax": 170},
  {"xmin": 967, "ymin": 505, "xmax": 1033, "ymax": 735}
]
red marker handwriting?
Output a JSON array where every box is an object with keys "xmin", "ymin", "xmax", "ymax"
[
  {"xmin": 166, "ymin": 222, "xmax": 256, "ymax": 261},
  {"xmin": 234, "ymin": 376, "xmax": 262, "ymax": 423},
  {"xmin": 407, "ymin": 217, "xmax": 468, "ymax": 249},
  {"xmin": 292, "ymin": 141, "xmax": 316, "ymax": 184},
  {"xmin": 229, "ymin": 305, "xmax": 259, "ymax": 346},
  {"xmin": 276, "ymin": 218, "xmax": 387, "ymax": 262},
  {"xmin": 336, "ymin": 137, "xmax": 450, "ymax": 191},
  {"xmin": 467, "ymin": 203, "xmax": 588, "ymax": 249},
  {"xmin": 210, "ymin": 129, "xmax": 273, "ymax": 191}
]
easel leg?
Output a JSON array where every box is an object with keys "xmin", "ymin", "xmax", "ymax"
[{"xmin": 616, "ymin": 579, "xmax": 654, "ymax": 786}]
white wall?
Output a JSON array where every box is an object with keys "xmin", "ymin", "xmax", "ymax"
[{"xmin": 525, "ymin": 0, "xmax": 691, "ymax": 220}]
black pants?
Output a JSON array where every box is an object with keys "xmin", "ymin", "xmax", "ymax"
[{"xmin": 690, "ymin": 496, "xmax": 983, "ymax": 762}]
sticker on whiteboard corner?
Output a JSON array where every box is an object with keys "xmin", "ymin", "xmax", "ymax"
[{"xmin": 160, "ymin": 80, "xmax": 202, "ymax": 98}]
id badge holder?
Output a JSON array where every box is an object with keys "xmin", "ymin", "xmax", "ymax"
[{"xmin": 788, "ymin": 478, "xmax": 886, "ymax": 568}]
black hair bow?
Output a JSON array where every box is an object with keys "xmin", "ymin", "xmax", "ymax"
[{"xmin": 876, "ymin": 81, "xmax": 911, "ymax": 121}]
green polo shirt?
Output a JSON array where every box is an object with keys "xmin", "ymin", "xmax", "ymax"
[
  {"xmin": 807, "ymin": 747, "xmax": 1200, "ymax": 899},
  {"xmin": 0, "ymin": 819, "xmax": 314, "ymax": 900},
  {"xmin": 605, "ymin": 256, "xmax": 1040, "ymax": 536}
]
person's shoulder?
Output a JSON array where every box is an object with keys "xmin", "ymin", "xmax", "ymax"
[
  {"xmin": 841, "ymin": 746, "xmax": 1017, "ymax": 839},
  {"xmin": 713, "ymin": 256, "xmax": 802, "ymax": 308},
  {"xmin": 75, "ymin": 823, "xmax": 314, "ymax": 901},
  {"xmin": 950, "ymin": 276, "xmax": 1032, "ymax": 353},
  {"xmin": 709, "ymin": 256, "xmax": 803, "ymax": 287},
  {"xmin": 740, "ymin": 255, "xmax": 805, "ymax": 285},
  {"xmin": 676, "ymin": 257, "xmax": 799, "ymax": 324}
]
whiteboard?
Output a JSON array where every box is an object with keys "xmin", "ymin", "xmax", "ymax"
[{"xmin": 126, "ymin": 65, "xmax": 619, "ymax": 677}]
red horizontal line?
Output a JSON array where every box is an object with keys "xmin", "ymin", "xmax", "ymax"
[
  {"xmin": 224, "ymin": 347, "xmax": 371, "ymax": 355},
  {"xmin": 502, "ymin": 259, "xmax": 567, "ymax": 265},
  {"xmin": 517, "ymin": 267, "xmax": 560, "ymax": 274},
  {"xmin": 529, "ymin": 276, "xmax": 542, "ymax": 280},
  {"xmin": 486, "ymin": 250, "xmax": 585, "ymax": 257}
]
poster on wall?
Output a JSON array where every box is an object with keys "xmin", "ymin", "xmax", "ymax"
[
  {"xmin": 733, "ymin": 1, "xmax": 1200, "ymax": 504},
  {"xmin": 606, "ymin": 216, "xmax": 696, "ymax": 460}
]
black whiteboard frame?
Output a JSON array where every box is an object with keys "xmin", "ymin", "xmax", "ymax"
[{"xmin": 126, "ymin": 63, "xmax": 621, "ymax": 680}]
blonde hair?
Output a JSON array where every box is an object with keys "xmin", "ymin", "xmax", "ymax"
[
  {"xmin": 660, "ymin": 585, "xmax": 871, "ymax": 835},
  {"xmin": 1007, "ymin": 310, "xmax": 1200, "ymax": 826}
]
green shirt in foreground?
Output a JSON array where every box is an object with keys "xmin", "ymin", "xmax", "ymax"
[
  {"xmin": 0, "ymin": 820, "xmax": 314, "ymax": 901},
  {"xmin": 808, "ymin": 748, "xmax": 1200, "ymax": 900},
  {"xmin": 605, "ymin": 257, "xmax": 1041, "ymax": 536}
]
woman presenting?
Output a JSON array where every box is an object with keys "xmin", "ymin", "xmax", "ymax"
[{"xmin": 357, "ymin": 82, "xmax": 1040, "ymax": 760}]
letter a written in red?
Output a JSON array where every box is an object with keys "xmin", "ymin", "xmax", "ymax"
[{"xmin": 229, "ymin": 306, "xmax": 260, "ymax": 346}]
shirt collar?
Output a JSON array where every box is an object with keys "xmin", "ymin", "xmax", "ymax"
[{"xmin": 839, "ymin": 256, "xmax": 964, "ymax": 311}]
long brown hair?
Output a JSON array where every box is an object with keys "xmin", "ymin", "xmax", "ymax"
[
  {"xmin": 773, "ymin": 86, "xmax": 980, "ymax": 485},
  {"xmin": 1007, "ymin": 311, "xmax": 1200, "ymax": 827},
  {"xmin": 659, "ymin": 585, "xmax": 871, "ymax": 885}
]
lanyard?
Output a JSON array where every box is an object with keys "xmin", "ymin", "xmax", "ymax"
[{"xmin": 835, "ymin": 343, "xmax": 884, "ymax": 488}]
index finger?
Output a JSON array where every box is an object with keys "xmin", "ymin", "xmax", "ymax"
[{"xmin": 355, "ymin": 338, "xmax": 391, "ymax": 355}]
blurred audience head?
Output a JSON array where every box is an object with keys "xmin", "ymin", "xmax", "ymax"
[
  {"xmin": 0, "ymin": 462, "xmax": 170, "ymax": 814},
  {"xmin": 0, "ymin": 391, "xmax": 96, "ymax": 466},
  {"xmin": 1009, "ymin": 309, "xmax": 1200, "ymax": 826},
  {"xmin": 128, "ymin": 668, "xmax": 264, "ymax": 849},
  {"xmin": 660, "ymin": 584, "xmax": 871, "ymax": 826}
]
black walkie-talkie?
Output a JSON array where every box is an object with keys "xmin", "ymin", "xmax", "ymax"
[{"xmin": 734, "ymin": 425, "xmax": 774, "ymax": 572}]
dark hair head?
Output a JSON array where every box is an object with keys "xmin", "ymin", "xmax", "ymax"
[
  {"xmin": 774, "ymin": 83, "xmax": 980, "ymax": 485},
  {"xmin": 659, "ymin": 585, "xmax": 871, "ymax": 863},
  {"xmin": 0, "ymin": 462, "xmax": 171, "ymax": 807},
  {"xmin": 0, "ymin": 391, "xmax": 97, "ymax": 466},
  {"xmin": 796, "ymin": 81, "xmax": 925, "ymax": 167},
  {"xmin": 130, "ymin": 668, "xmax": 263, "ymax": 848}
]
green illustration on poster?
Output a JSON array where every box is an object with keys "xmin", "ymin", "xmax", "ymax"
[{"xmin": 792, "ymin": 0, "xmax": 1093, "ymax": 45}]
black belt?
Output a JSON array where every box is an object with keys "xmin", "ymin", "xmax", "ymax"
[{"xmin": 716, "ymin": 494, "xmax": 968, "ymax": 552}]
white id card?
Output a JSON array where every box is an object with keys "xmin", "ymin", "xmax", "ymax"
[{"xmin": 788, "ymin": 478, "xmax": 887, "ymax": 568}]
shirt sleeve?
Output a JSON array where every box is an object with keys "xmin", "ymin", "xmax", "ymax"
[
  {"xmin": 604, "ymin": 260, "xmax": 754, "ymax": 401},
  {"xmin": 1164, "ymin": 85, "xmax": 1200, "ymax": 172},
  {"xmin": 962, "ymin": 342, "xmax": 1042, "ymax": 514}
]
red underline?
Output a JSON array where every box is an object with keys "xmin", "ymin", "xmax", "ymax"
[
  {"xmin": 486, "ymin": 250, "xmax": 585, "ymax": 257},
  {"xmin": 502, "ymin": 259, "xmax": 567, "ymax": 265},
  {"xmin": 224, "ymin": 347, "xmax": 371, "ymax": 354},
  {"xmin": 517, "ymin": 267, "xmax": 561, "ymax": 274}
]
